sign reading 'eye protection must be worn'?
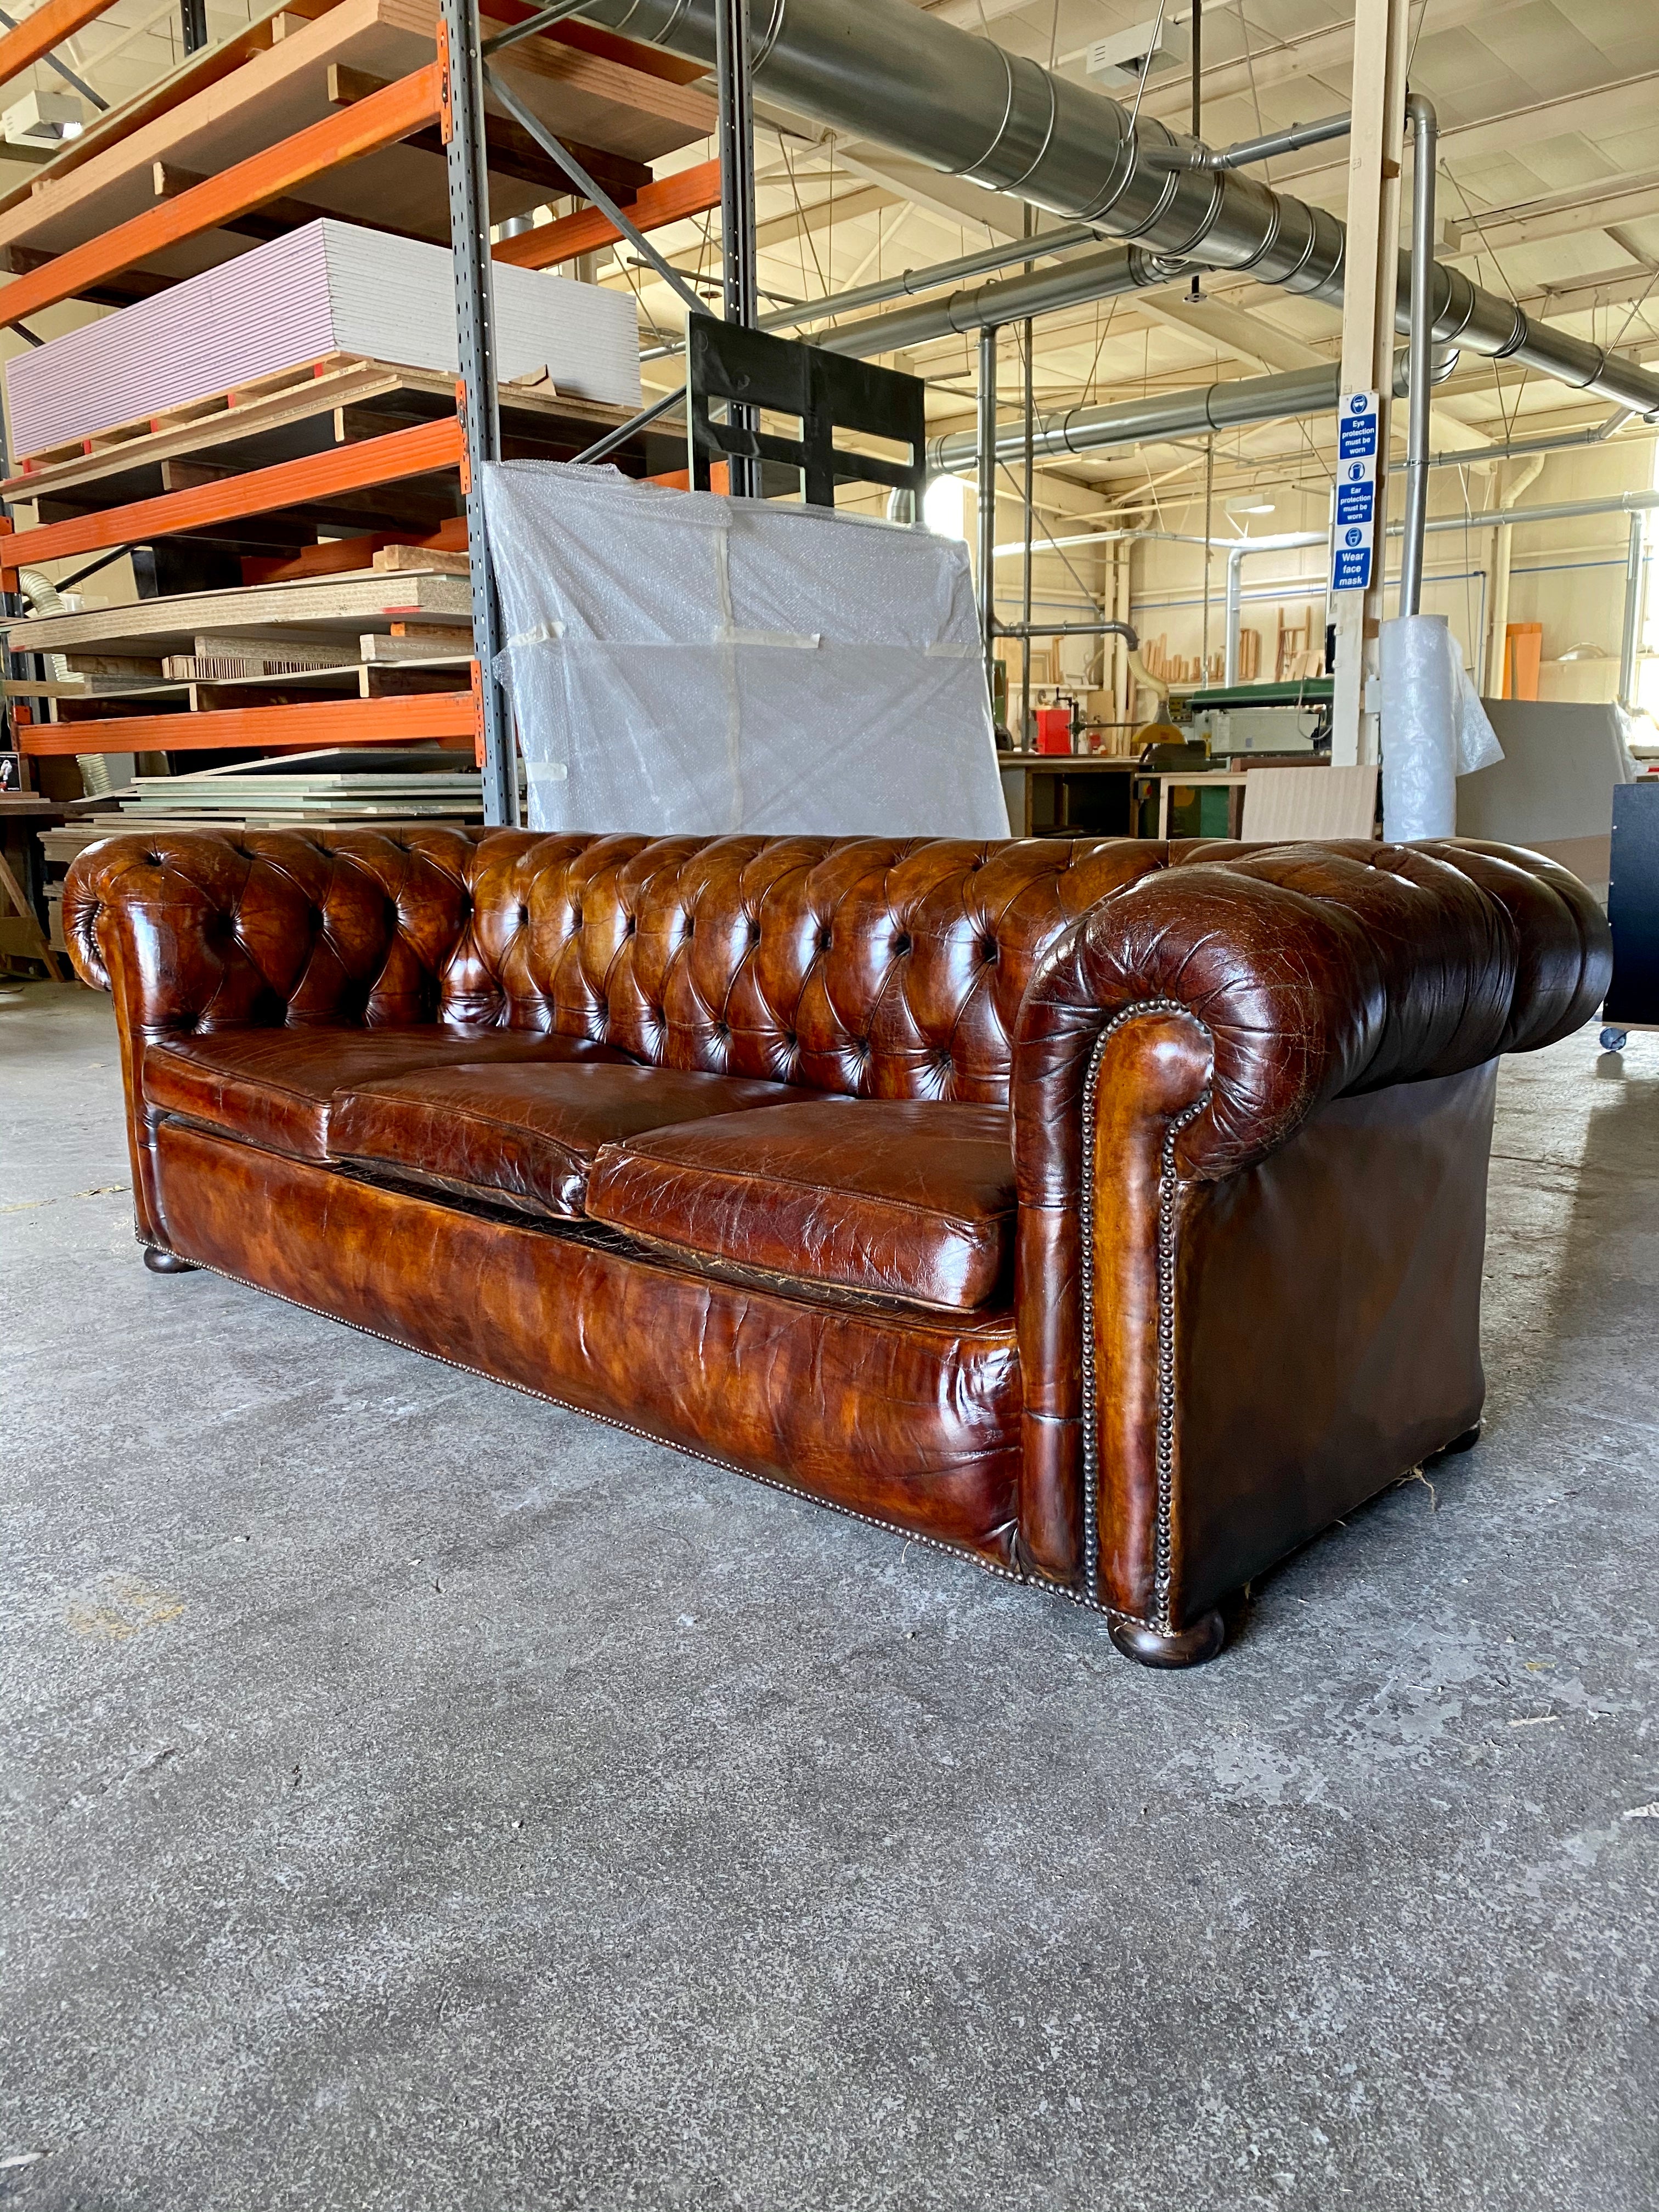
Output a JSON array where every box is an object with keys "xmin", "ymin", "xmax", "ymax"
[{"xmin": 1331, "ymin": 389, "xmax": 1380, "ymax": 593}]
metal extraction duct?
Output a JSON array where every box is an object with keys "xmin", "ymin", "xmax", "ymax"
[
  {"xmin": 929, "ymin": 362, "xmax": 1338, "ymax": 475},
  {"xmin": 573, "ymin": 0, "xmax": 1659, "ymax": 420}
]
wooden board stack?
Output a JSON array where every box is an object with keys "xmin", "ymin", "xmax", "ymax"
[{"xmin": 39, "ymin": 747, "xmax": 487, "ymax": 864}]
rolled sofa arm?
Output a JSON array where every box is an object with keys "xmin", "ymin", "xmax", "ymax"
[
  {"xmin": 64, "ymin": 827, "xmax": 486, "ymax": 1242},
  {"xmin": 1009, "ymin": 838, "xmax": 1611, "ymax": 1623}
]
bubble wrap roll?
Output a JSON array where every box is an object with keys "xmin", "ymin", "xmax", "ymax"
[{"xmin": 1380, "ymin": 612, "xmax": 1457, "ymax": 840}]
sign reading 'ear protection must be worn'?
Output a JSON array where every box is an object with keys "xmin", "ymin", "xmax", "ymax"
[{"xmin": 1331, "ymin": 389, "xmax": 1380, "ymax": 593}]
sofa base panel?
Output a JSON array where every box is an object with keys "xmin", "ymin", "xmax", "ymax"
[{"xmin": 150, "ymin": 1118, "xmax": 1024, "ymax": 1571}]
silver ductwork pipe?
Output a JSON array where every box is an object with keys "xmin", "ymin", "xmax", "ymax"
[
  {"xmin": 575, "ymin": 0, "xmax": 1659, "ymax": 419},
  {"xmin": 815, "ymin": 245, "xmax": 1161, "ymax": 358},
  {"xmin": 931, "ymin": 362, "xmax": 1339, "ymax": 475}
]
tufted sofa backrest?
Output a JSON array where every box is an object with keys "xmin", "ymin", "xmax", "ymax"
[{"xmin": 68, "ymin": 826, "xmax": 1190, "ymax": 1104}]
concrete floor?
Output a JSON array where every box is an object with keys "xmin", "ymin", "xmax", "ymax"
[{"xmin": 1, "ymin": 979, "xmax": 1654, "ymax": 2212}]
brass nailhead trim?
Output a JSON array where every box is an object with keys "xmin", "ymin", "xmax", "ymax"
[
  {"xmin": 1079, "ymin": 1002, "xmax": 1210, "ymax": 1626},
  {"xmin": 137, "ymin": 1234, "xmax": 1135, "ymax": 1629}
]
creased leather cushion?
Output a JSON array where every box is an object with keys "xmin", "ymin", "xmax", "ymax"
[
  {"xmin": 143, "ymin": 1027, "xmax": 628, "ymax": 1163},
  {"xmin": 586, "ymin": 1101, "xmax": 1017, "ymax": 1312},
  {"xmin": 329, "ymin": 1062, "xmax": 814, "ymax": 1218}
]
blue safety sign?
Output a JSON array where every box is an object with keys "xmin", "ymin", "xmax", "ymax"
[
  {"xmin": 1331, "ymin": 391, "xmax": 1380, "ymax": 592},
  {"xmin": 1335, "ymin": 479, "xmax": 1375, "ymax": 528},
  {"xmin": 1338, "ymin": 390, "xmax": 1379, "ymax": 462}
]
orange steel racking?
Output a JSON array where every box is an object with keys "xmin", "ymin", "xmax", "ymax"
[
  {"xmin": 0, "ymin": 0, "xmax": 115, "ymax": 92},
  {"xmin": 494, "ymin": 155, "xmax": 722, "ymax": 269},
  {"xmin": 19, "ymin": 691, "xmax": 479, "ymax": 755},
  {"xmin": 2, "ymin": 417, "xmax": 466, "ymax": 577},
  {"xmin": 0, "ymin": 0, "xmax": 707, "ymax": 806},
  {"xmin": 0, "ymin": 64, "xmax": 444, "ymax": 330}
]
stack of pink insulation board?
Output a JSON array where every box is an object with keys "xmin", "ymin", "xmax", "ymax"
[{"xmin": 4, "ymin": 219, "xmax": 642, "ymax": 458}]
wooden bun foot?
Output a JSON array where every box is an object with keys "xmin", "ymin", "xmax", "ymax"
[
  {"xmin": 1426, "ymin": 1421, "xmax": 1482, "ymax": 1462},
  {"xmin": 1109, "ymin": 1608, "xmax": 1227, "ymax": 1670},
  {"xmin": 143, "ymin": 1246, "xmax": 198, "ymax": 1274}
]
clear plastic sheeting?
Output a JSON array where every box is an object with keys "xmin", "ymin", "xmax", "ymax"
[
  {"xmin": 481, "ymin": 461, "xmax": 1010, "ymax": 837},
  {"xmin": 1380, "ymin": 613, "xmax": 1504, "ymax": 840}
]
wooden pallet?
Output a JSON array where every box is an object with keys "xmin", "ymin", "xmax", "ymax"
[
  {"xmin": 9, "ymin": 352, "xmax": 377, "ymax": 475},
  {"xmin": 1, "ymin": 356, "xmax": 645, "ymax": 504}
]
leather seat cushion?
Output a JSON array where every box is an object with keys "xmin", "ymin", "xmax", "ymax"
[
  {"xmin": 585, "ymin": 1101, "xmax": 1017, "ymax": 1312},
  {"xmin": 328, "ymin": 1062, "xmax": 816, "ymax": 1220},
  {"xmin": 143, "ymin": 1026, "xmax": 630, "ymax": 1163}
]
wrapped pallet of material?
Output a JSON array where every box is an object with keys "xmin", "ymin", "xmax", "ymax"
[
  {"xmin": 481, "ymin": 461, "xmax": 1010, "ymax": 838},
  {"xmin": 1381, "ymin": 613, "xmax": 1504, "ymax": 840}
]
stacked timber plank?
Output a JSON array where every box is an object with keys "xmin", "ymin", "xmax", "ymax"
[
  {"xmin": 5, "ymin": 573, "xmax": 474, "ymax": 659},
  {"xmin": 37, "ymin": 748, "xmax": 488, "ymax": 901},
  {"xmin": 1, "ymin": 351, "xmax": 645, "ymax": 497}
]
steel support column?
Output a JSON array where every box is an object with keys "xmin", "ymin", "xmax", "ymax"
[
  {"xmin": 443, "ymin": 0, "xmax": 515, "ymax": 826},
  {"xmin": 1619, "ymin": 512, "xmax": 1645, "ymax": 712},
  {"xmin": 1398, "ymin": 91, "xmax": 1438, "ymax": 617},
  {"xmin": 714, "ymin": 0, "xmax": 759, "ymax": 496},
  {"xmin": 977, "ymin": 322, "xmax": 997, "ymax": 702}
]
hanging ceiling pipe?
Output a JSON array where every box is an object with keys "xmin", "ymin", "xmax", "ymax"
[
  {"xmin": 1428, "ymin": 408, "xmax": 1633, "ymax": 471},
  {"xmin": 1397, "ymin": 92, "xmax": 1437, "ymax": 617},
  {"xmin": 639, "ymin": 221, "xmax": 1105, "ymax": 358},
  {"xmin": 932, "ymin": 363, "xmax": 1339, "ymax": 474},
  {"xmin": 1481, "ymin": 454, "xmax": 1545, "ymax": 693},
  {"xmin": 1140, "ymin": 112, "xmax": 1352, "ymax": 171},
  {"xmin": 572, "ymin": 0, "xmax": 1659, "ymax": 417},
  {"xmin": 929, "ymin": 356, "xmax": 1647, "ymax": 477},
  {"xmin": 817, "ymin": 245, "xmax": 1160, "ymax": 359}
]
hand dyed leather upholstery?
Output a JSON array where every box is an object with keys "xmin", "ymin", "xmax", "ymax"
[
  {"xmin": 585, "ymin": 1099, "xmax": 1017, "ymax": 1310},
  {"xmin": 144, "ymin": 1027, "xmax": 629, "ymax": 1163},
  {"xmin": 329, "ymin": 1063, "xmax": 821, "ymax": 1220},
  {"xmin": 66, "ymin": 826, "xmax": 1610, "ymax": 1666}
]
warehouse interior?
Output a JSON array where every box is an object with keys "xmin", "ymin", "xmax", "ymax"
[{"xmin": 2, "ymin": 1, "xmax": 1655, "ymax": 2207}]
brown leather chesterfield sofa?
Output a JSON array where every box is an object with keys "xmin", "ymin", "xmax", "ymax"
[{"xmin": 64, "ymin": 828, "xmax": 1610, "ymax": 1667}]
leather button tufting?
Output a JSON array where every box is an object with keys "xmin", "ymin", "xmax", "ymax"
[{"xmin": 894, "ymin": 933, "xmax": 912, "ymax": 955}]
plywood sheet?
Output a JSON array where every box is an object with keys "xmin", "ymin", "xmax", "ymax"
[
  {"xmin": 0, "ymin": 0, "xmax": 712, "ymax": 274},
  {"xmin": 0, "ymin": 0, "xmax": 346, "ymax": 223},
  {"xmin": 3, "ymin": 571, "xmax": 472, "ymax": 657}
]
